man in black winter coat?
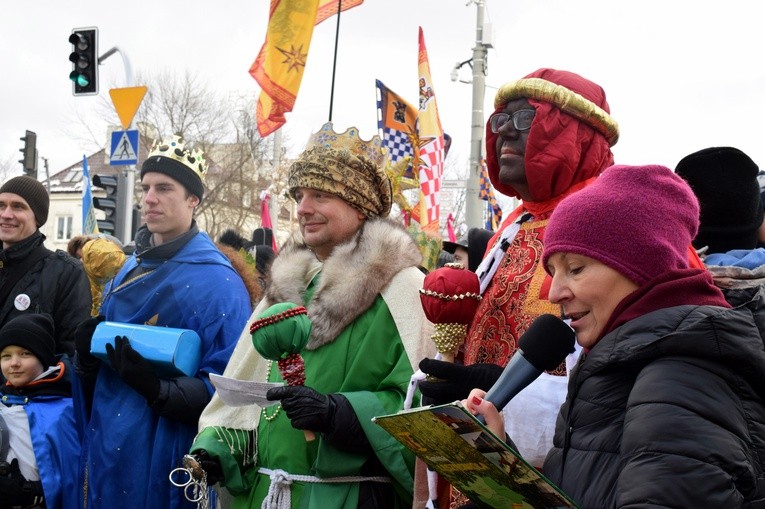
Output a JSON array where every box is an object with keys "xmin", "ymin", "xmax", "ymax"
[{"xmin": 0, "ymin": 176, "xmax": 90, "ymax": 359}]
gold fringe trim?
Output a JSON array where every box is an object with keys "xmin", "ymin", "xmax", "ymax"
[{"xmin": 494, "ymin": 77, "xmax": 619, "ymax": 146}]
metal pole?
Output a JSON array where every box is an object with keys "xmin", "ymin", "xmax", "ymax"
[
  {"xmin": 465, "ymin": 0, "xmax": 488, "ymax": 229},
  {"xmin": 327, "ymin": 0, "xmax": 343, "ymax": 121},
  {"xmin": 99, "ymin": 46, "xmax": 136, "ymax": 244},
  {"xmin": 270, "ymin": 129, "xmax": 282, "ymax": 233},
  {"xmin": 41, "ymin": 157, "xmax": 50, "ymax": 192}
]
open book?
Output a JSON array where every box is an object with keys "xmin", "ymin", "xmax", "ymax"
[{"xmin": 373, "ymin": 402, "xmax": 579, "ymax": 509}]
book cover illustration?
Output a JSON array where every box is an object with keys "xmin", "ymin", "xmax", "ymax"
[{"xmin": 373, "ymin": 402, "xmax": 579, "ymax": 509}]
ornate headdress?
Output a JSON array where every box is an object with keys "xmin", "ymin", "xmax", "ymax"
[
  {"xmin": 288, "ymin": 123, "xmax": 393, "ymax": 218},
  {"xmin": 141, "ymin": 135, "xmax": 208, "ymax": 200}
]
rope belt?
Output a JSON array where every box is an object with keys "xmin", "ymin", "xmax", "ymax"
[{"xmin": 257, "ymin": 467, "xmax": 392, "ymax": 509}]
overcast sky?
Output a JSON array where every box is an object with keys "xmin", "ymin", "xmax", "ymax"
[{"xmin": 2, "ymin": 0, "xmax": 764, "ymax": 185}]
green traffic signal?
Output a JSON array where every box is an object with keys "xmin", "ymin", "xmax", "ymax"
[
  {"xmin": 69, "ymin": 27, "xmax": 98, "ymax": 96},
  {"xmin": 69, "ymin": 71, "xmax": 90, "ymax": 87},
  {"xmin": 76, "ymin": 75, "xmax": 90, "ymax": 87}
]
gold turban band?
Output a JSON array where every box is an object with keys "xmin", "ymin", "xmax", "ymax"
[
  {"xmin": 495, "ymin": 77, "xmax": 620, "ymax": 147},
  {"xmin": 288, "ymin": 124, "xmax": 393, "ymax": 218}
]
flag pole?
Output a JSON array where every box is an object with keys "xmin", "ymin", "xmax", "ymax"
[{"xmin": 327, "ymin": 0, "xmax": 343, "ymax": 121}]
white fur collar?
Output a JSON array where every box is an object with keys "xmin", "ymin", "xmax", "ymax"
[{"xmin": 264, "ymin": 218, "xmax": 422, "ymax": 349}]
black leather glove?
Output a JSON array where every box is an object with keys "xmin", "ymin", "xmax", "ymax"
[
  {"xmin": 74, "ymin": 315, "xmax": 105, "ymax": 369},
  {"xmin": 0, "ymin": 459, "xmax": 44, "ymax": 507},
  {"xmin": 266, "ymin": 385, "xmax": 336, "ymax": 434},
  {"xmin": 418, "ymin": 358, "xmax": 503, "ymax": 405},
  {"xmin": 192, "ymin": 450, "xmax": 224, "ymax": 486},
  {"xmin": 106, "ymin": 336, "xmax": 160, "ymax": 403}
]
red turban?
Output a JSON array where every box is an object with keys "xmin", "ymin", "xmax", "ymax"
[{"xmin": 485, "ymin": 68, "xmax": 618, "ymax": 203}]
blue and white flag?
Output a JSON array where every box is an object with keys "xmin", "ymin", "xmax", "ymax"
[{"xmin": 82, "ymin": 155, "xmax": 99, "ymax": 235}]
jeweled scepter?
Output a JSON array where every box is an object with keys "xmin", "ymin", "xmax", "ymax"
[
  {"xmin": 419, "ymin": 263, "xmax": 481, "ymax": 363},
  {"xmin": 250, "ymin": 302, "xmax": 314, "ymax": 440}
]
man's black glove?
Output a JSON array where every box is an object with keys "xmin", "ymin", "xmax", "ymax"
[
  {"xmin": 418, "ymin": 358, "xmax": 503, "ymax": 405},
  {"xmin": 192, "ymin": 450, "xmax": 224, "ymax": 486},
  {"xmin": 106, "ymin": 336, "xmax": 161, "ymax": 403},
  {"xmin": 266, "ymin": 385, "xmax": 336, "ymax": 434},
  {"xmin": 0, "ymin": 459, "xmax": 44, "ymax": 507},
  {"xmin": 74, "ymin": 315, "xmax": 105, "ymax": 369}
]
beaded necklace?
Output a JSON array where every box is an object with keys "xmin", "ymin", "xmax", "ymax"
[{"xmin": 261, "ymin": 360, "xmax": 281, "ymax": 422}]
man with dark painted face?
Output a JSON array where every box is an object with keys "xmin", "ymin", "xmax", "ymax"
[{"xmin": 419, "ymin": 68, "xmax": 620, "ymax": 474}]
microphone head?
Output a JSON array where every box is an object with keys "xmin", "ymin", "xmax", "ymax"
[{"xmin": 518, "ymin": 314, "xmax": 576, "ymax": 371}]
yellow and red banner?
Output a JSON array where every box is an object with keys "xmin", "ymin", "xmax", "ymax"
[
  {"xmin": 416, "ymin": 27, "xmax": 445, "ymax": 233},
  {"xmin": 250, "ymin": 0, "xmax": 363, "ymax": 137}
]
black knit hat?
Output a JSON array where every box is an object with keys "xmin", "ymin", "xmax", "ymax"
[
  {"xmin": 676, "ymin": 147, "xmax": 763, "ymax": 254},
  {"xmin": 467, "ymin": 228, "xmax": 494, "ymax": 272},
  {"xmin": 254, "ymin": 244, "xmax": 276, "ymax": 276},
  {"xmin": 0, "ymin": 313, "xmax": 57, "ymax": 368},
  {"xmin": 141, "ymin": 156, "xmax": 204, "ymax": 201},
  {"xmin": 252, "ymin": 228, "xmax": 274, "ymax": 247},
  {"xmin": 0, "ymin": 176, "xmax": 49, "ymax": 227}
]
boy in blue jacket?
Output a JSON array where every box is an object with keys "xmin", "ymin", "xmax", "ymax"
[{"xmin": 0, "ymin": 313, "xmax": 80, "ymax": 509}]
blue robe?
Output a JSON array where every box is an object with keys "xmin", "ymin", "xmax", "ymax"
[{"xmin": 83, "ymin": 232, "xmax": 251, "ymax": 508}]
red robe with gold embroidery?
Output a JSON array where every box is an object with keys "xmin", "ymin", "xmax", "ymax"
[
  {"xmin": 464, "ymin": 216, "xmax": 567, "ymax": 373},
  {"xmin": 462, "ymin": 67, "xmax": 617, "ymax": 371}
]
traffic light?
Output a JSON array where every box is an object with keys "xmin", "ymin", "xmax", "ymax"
[
  {"xmin": 69, "ymin": 27, "xmax": 98, "ymax": 96},
  {"xmin": 92, "ymin": 174, "xmax": 119, "ymax": 236},
  {"xmin": 19, "ymin": 130, "xmax": 37, "ymax": 178}
]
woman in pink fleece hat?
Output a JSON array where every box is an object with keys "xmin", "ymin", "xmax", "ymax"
[{"xmin": 465, "ymin": 164, "xmax": 765, "ymax": 508}]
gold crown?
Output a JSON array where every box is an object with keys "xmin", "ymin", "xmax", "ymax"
[
  {"xmin": 148, "ymin": 135, "xmax": 208, "ymax": 180},
  {"xmin": 305, "ymin": 122, "xmax": 387, "ymax": 169}
]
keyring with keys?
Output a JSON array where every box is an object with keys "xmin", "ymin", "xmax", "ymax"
[{"xmin": 169, "ymin": 454, "xmax": 209, "ymax": 508}]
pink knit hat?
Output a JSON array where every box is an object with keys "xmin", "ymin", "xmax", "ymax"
[{"xmin": 542, "ymin": 165, "xmax": 699, "ymax": 285}]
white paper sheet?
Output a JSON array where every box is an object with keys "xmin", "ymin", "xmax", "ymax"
[{"xmin": 209, "ymin": 373, "xmax": 283, "ymax": 407}]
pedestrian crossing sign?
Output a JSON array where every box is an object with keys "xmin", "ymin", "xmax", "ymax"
[{"xmin": 110, "ymin": 129, "xmax": 139, "ymax": 166}]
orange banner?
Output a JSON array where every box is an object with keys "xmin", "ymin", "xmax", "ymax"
[
  {"xmin": 250, "ymin": 0, "xmax": 319, "ymax": 137},
  {"xmin": 251, "ymin": 0, "xmax": 364, "ymax": 137}
]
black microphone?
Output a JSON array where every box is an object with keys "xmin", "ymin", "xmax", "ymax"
[{"xmin": 482, "ymin": 314, "xmax": 576, "ymax": 413}]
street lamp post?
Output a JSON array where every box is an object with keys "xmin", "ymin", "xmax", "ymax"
[
  {"xmin": 99, "ymin": 46, "xmax": 136, "ymax": 245},
  {"xmin": 98, "ymin": 46, "xmax": 138, "ymax": 244},
  {"xmin": 464, "ymin": 0, "xmax": 491, "ymax": 229}
]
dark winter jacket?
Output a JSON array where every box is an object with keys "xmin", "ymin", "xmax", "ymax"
[
  {"xmin": 543, "ymin": 301, "xmax": 765, "ymax": 508},
  {"xmin": 0, "ymin": 231, "xmax": 90, "ymax": 356}
]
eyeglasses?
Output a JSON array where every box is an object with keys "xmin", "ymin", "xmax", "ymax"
[{"xmin": 489, "ymin": 109, "xmax": 536, "ymax": 133}]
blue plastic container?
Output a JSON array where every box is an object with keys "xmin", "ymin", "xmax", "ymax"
[{"xmin": 91, "ymin": 321, "xmax": 202, "ymax": 378}]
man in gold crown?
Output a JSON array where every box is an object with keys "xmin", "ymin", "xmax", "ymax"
[
  {"xmin": 73, "ymin": 136, "xmax": 252, "ymax": 508},
  {"xmin": 191, "ymin": 123, "xmax": 433, "ymax": 508}
]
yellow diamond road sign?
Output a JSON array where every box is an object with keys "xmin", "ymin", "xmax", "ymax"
[{"xmin": 109, "ymin": 86, "xmax": 148, "ymax": 130}]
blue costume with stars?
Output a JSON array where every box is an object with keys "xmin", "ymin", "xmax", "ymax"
[{"xmin": 82, "ymin": 230, "xmax": 251, "ymax": 508}]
